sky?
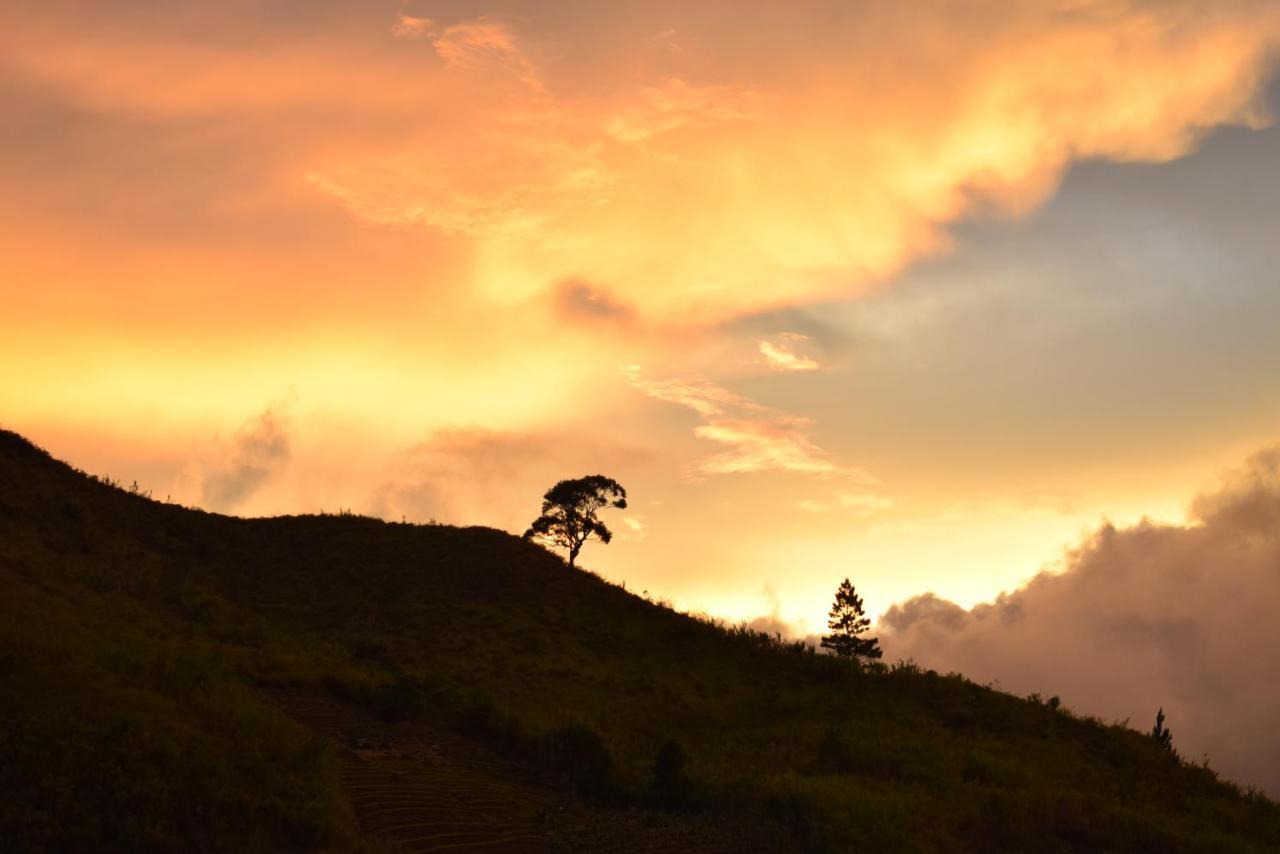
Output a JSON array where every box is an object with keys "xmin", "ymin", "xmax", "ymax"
[{"xmin": 4, "ymin": 0, "xmax": 1280, "ymax": 788}]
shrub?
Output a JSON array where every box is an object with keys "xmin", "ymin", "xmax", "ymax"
[
  {"xmin": 544, "ymin": 722, "xmax": 621, "ymax": 804},
  {"xmin": 650, "ymin": 739, "xmax": 689, "ymax": 809},
  {"xmin": 369, "ymin": 675, "xmax": 426, "ymax": 722}
]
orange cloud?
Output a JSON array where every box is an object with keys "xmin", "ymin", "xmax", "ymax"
[
  {"xmin": 301, "ymin": 2, "xmax": 1280, "ymax": 321},
  {"xmin": 6, "ymin": 1, "xmax": 1276, "ymax": 334},
  {"xmin": 430, "ymin": 15, "xmax": 544, "ymax": 92}
]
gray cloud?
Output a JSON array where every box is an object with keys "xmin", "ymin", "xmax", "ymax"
[
  {"xmin": 201, "ymin": 404, "xmax": 292, "ymax": 511},
  {"xmin": 880, "ymin": 446, "xmax": 1280, "ymax": 794}
]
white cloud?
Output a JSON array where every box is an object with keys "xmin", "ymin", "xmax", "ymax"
[
  {"xmin": 759, "ymin": 334, "xmax": 820, "ymax": 372},
  {"xmin": 628, "ymin": 369, "xmax": 867, "ymax": 478}
]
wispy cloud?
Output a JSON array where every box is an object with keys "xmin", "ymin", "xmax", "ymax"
[
  {"xmin": 798, "ymin": 491, "xmax": 892, "ymax": 515},
  {"xmin": 430, "ymin": 16, "xmax": 544, "ymax": 92},
  {"xmin": 392, "ymin": 14, "xmax": 432, "ymax": 40},
  {"xmin": 628, "ymin": 368, "xmax": 867, "ymax": 478},
  {"xmin": 759, "ymin": 333, "xmax": 820, "ymax": 372},
  {"xmin": 606, "ymin": 76, "xmax": 770, "ymax": 143},
  {"xmin": 391, "ymin": 1, "xmax": 432, "ymax": 40},
  {"xmin": 620, "ymin": 515, "xmax": 648, "ymax": 541}
]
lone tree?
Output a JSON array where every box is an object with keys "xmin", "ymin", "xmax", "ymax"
[
  {"xmin": 1151, "ymin": 707, "xmax": 1174, "ymax": 753},
  {"xmin": 524, "ymin": 475, "xmax": 627, "ymax": 568},
  {"xmin": 821, "ymin": 578, "xmax": 882, "ymax": 662}
]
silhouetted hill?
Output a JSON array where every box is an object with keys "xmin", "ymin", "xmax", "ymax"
[{"xmin": 2, "ymin": 429, "xmax": 1277, "ymax": 852}]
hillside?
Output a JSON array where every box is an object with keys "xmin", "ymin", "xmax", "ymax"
[{"xmin": 1, "ymin": 429, "xmax": 1277, "ymax": 853}]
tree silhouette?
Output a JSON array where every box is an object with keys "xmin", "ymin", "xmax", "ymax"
[
  {"xmin": 524, "ymin": 475, "xmax": 627, "ymax": 568},
  {"xmin": 1151, "ymin": 707, "xmax": 1174, "ymax": 753},
  {"xmin": 821, "ymin": 578, "xmax": 882, "ymax": 662}
]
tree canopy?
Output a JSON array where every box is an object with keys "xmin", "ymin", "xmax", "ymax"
[
  {"xmin": 524, "ymin": 475, "xmax": 627, "ymax": 568},
  {"xmin": 821, "ymin": 578, "xmax": 882, "ymax": 662}
]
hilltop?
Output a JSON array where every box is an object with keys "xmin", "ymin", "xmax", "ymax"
[{"xmin": 1, "ymin": 429, "xmax": 1277, "ymax": 853}]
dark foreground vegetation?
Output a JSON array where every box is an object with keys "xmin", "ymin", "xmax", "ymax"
[{"xmin": 1, "ymin": 429, "xmax": 1277, "ymax": 853}]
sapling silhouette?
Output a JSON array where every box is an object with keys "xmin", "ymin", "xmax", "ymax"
[
  {"xmin": 524, "ymin": 475, "xmax": 627, "ymax": 568},
  {"xmin": 821, "ymin": 578, "xmax": 882, "ymax": 662},
  {"xmin": 1152, "ymin": 707, "xmax": 1174, "ymax": 752}
]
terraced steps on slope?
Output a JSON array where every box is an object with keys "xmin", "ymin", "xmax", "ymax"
[
  {"xmin": 265, "ymin": 691, "xmax": 557, "ymax": 853},
  {"xmin": 265, "ymin": 691, "xmax": 773, "ymax": 853}
]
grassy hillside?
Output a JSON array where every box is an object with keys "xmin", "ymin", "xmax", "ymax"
[{"xmin": 1, "ymin": 428, "xmax": 1277, "ymax": 852}]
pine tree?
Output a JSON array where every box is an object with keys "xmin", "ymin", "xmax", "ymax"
[
  {"xmin": 821, "ymin": 578, "xmax": 882, "ymax": 662},
  {"xmin": 1151, "ymin": 707, "xmax": 1174, "ymax": 753}
]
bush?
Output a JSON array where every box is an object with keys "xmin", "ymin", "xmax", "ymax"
[
  {"xmin": 650, "ymin": 739, "xmax": 689, "ymax": 809},
  {"xmin": 544, "ymin": 722, "xmax": 621, "ymax": 804},
  {"xmin": 457, "ymin": 689, "xmax": 498, "ymax": 737},
  {"xmin": 365, "ymin": 675, "xmax": 427, "ymax": 722}
]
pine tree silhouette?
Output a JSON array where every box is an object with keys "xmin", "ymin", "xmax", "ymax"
[
  {"xmin": 821, "ymin": 578, "xmax": 882, "ymax": 662},
  {"xmin": 1151, "ymin": 707, "xmax": 1174, "ymax": 752}
]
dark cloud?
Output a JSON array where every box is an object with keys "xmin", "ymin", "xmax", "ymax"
[
  {"xmin": 201, "ymin": 405, "xmax": 291, "ymax": 511},
  {"xmin": 880, "ymin": 446, "xmax": 1280, "ymax": 794}
]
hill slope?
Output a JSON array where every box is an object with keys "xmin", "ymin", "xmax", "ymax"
[{"xmin": 1, "ymin": 429, "xmax": 1277, "ymax": 852}]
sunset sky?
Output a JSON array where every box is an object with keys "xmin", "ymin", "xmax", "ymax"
[{"xmin": 5, "ymin": 0, "xmax": 1280, "ymax": 746}]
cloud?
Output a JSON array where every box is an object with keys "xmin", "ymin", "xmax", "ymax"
[
  {"xmin": 201, "ymin": 403, "xmax": 292, "ymax": 512},
  {"xmin": 759, "ymin": 333, "xmax": 820, "ymax": 372},
  {"xmin": 369, "ymin": 427, "xmax": 646, "ymax": 531},
  {"xmin": 620, "ymin": 515, "xmax": 647, "ymax": 541},
  {"xmin": 554, "ymin": 279, "xmax": 635, "ymax": 324},
  {"xmin": 301, "ymin": 1, "xmax": 1280, "ymax": 322},
  {"xmin": 880, "ymin": 446, "xmax": 1280, "ymax": 794},
  {"xmin": 393, "ymin": 15, "xmax": 432, "ymax": 41},
  {"xmin": 693, "ymin": 420, "xmax": 840, "ymax": 476},
  {"xmin": 628, "ymin": 369, "xmax": 867, "ymax": 478},
  {"xmin": 605, "ymin": 75, "xmax": 770, "ymax": 143},
  {"xmin": 797, "ymin": 491, "xmax": 893, "ymax": 515},
  {"xmin": 4, "ymin": 0, "xmax": 1278, "ymax": 472},
  {"xmin": 429, "ymin": 15, "xmax": 544, "ymax": 91},
  {"xmin": 743, "ymin": 585, "xmax": 823, "ymax": 648}
]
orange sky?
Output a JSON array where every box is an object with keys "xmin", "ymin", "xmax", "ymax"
[{"xmin": 4, "ymin": 0, "xmax": 1280, "ymax": 633}]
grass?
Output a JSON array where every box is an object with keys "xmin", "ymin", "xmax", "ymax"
[{"xmin": 1, "ymin": 427, "xmax": 1278, "ymax": 852}]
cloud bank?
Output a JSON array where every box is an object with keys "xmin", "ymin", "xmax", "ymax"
[{"xmin": 881, "ymin": 446, "xmax": 1280, "ymax": 794}]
